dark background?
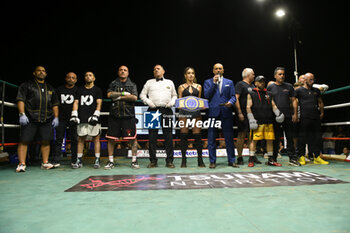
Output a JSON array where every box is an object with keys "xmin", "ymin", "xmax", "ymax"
[{"xmin": 1, "ymin": 0, "xmax": 349, "ymax": 143}]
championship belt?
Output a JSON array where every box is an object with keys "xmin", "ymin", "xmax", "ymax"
[{"xmin": 175, "ymin": 96, "xmax": 209, "ymax": 112}]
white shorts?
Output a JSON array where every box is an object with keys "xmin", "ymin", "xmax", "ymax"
[{"xmin": 77, "ymin": 123, "xmax": 101, "ymax": 137}]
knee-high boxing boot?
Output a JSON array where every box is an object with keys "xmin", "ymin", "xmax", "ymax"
[
  {"xmin": 180, "ymin": 133, "xmax": 188, "ymax": 168},
  {"xmin": 194, "ymin": 133, "xmax": 205, "ymax": 167}
]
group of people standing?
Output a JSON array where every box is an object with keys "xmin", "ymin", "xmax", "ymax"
[
  {"xmin": 234, "ymin": 67, "xmax": 328, "ymax": 168},
  {"xmin": 14, "ymin": 63, "xmax": 328, "ymax": 172}
]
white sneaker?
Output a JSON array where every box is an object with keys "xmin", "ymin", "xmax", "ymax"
[
  {"xmin": 131, "ymin": 161, "xmax": 140, "ymax": 169},
  {"xmin": 52, "ymin": 163, "xmax": 61, "ymax": 168},
  {"xmin": 41, "ymin": 162, "xmax": 54, "ymax": 170},
  {"xmin": 16, "ymin": 164, "xmax": 26, "ymax": 173},
  {"xmin": 93, "ymin": 158, "xmax": 101, "ymax": 169},
  {"xmin": 72, "ymin": 159, "xmax": 83, "ymax": 169},
  {"xmin": 104, "ymin": 161, "xmax": 115, "ymax": 170}
]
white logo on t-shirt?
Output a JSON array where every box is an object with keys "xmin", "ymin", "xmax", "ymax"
[
  {"xmin": 80, "ymin": 95, "xmax": 94, "ymax": 106},
  {"xmin": 61, "ymin": 94, "xmax": 74, "ymax": 104}
]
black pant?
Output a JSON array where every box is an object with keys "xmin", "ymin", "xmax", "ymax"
[
  {"xmin": 53, "ymin": 120, "xmax": 77, "ymax": 163},
  {"xmin": 298, "ymin": 118, "xmax": 322, "ymax": 158},
  {"xmin": 273, "ymin": 117, "xmax": 296, "ymax": 160},
  {"xmin": 148, "ymin": 107, "xmax": 174, "ymax": 164}
]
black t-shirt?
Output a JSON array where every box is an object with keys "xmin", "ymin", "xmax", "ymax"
[
  {"xmin": 235, "ymin": 81, "xmax": 255, "ymax": 115},
  {"xmin": 75, "ymin": 86, "xmax": 103, "ymax": 123},
  {"xmin": 56, "ymin": 85, "xmax": 79, "ymax": 121},
  {"xmin": 250, "ymin": 88, "xmax": 274, "ymax": 124},
  {"xmin": 267, "ymin": 82, "xmax": 294, "ymax": 117},
  {"xmin": 295, "ymin": 86, "xmax": 321, "ymax": 120}
]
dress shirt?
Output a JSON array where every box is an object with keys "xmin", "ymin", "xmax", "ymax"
[
  {"xmin": 218, "ymin": 76, "xmax": 223, "ymax": 93},
  {"xmin": 140, "ymin": 77, "xmax": 177, "ymax": 107}
]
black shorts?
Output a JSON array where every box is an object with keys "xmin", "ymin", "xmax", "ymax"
[
  {"xmin": 19, "ymin": 121, "xmax": 53, "ymax": 142},
  {"xmin": 106, "ymin": 117, "xmax": 137, "ymax": 140}
]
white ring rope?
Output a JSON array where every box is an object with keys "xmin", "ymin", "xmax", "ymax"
[{"xmin": 1, "ymin": 97, "xmax": 350, "ymax": 129}]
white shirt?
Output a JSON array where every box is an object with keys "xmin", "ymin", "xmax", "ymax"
[
  {"xmin": 218, "ymin": 76, "xmax": 223, "ymax": 93},
  {"xmin": 140, "ymin": 78, "xmax": 177, "ymax": 107}
]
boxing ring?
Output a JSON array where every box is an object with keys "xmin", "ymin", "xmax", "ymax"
[
  {"xmin": 1, "ymin": 79, "xmax": 350, "ymax": 162},
  {"xmin": 320, "ymin": 85, "xmax": 350, "ymax": 162}
]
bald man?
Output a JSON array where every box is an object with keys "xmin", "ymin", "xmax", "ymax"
[
  {"xmin": 295, "ymin": 73, "xmax": 328, "ymax": 165},
  {"xmin": 105, "ymin": 65, "xmax": 139, "ymax": 169},
  {"xmin": 204, "ymin": 63, "xmax": 238, "ymax": 168},
  {"xmin": 52, "ymin": 72, "xmax": 79, "ymax": 167}
]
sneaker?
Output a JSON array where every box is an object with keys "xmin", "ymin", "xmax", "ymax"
[
  {"xmin": 104, "ymin": 161, "xmax": 115, "ymax": 170},
  {"xmin": 16, "ymin": 164, "xmax": 26, "ymax": 173},
  {"xmin": 41, "ymin": 162, "xmax": 54, "ymax": 170},
  {"xmin": 298, "ymin": 156, "xmax": 306, "ymax": 165},
  {"xmin": 237, "ymin": 156, "xmax": 244, "ymax": 165},
  {"xmin": 94, "ymin": 158, "xmax": 101, "ymax": 169},
  {"xmin": 248, "ymin": 157, "xmax": 254, "ymax": 167},
  {"xmin": 266, "ymin": 160, "xmax": 282, "ymax": 167},
  {"xmin": 52, "ymin": 162, "xmax": 61, "ymax": 168},
  {"xmin": 289, "ymin": 159, "xmax": 301, "ymax": 166},
  {"xmin": 314, "ymin": 156, "xmax": 329, "ymax": 165},
  {"xmin": 131, "ymin": 161, "xmax": 140, "ymax": 169},
  {"xmin": 72, "ymin": 159, "xmax": 83, "ymax": 169}
]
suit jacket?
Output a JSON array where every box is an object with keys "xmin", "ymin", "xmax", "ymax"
[{"xmin": 204, "ymin": 77, "xmax": 236, "ymax": 118}]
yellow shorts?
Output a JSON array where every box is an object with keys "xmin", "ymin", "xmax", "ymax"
[{"xmin": 250, "ymin": 124, "xmax": 275, "ymax": 141}]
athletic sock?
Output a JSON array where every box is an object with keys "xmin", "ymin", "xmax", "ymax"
[
  {"xmin": 267, "ymin": 152, "xmax": 273, "ymax": 158},
  {"xmin": 95, "ymin": 153, "xmax": 100, "ymax": 158},
  {"xmin": 132, "ymin": 156, "xmax": 137, "ymax": 163},
  {"xmin": 249, "ymin": 151, "xmax": 255, "ymax": 157},
  {"xmin": 77, "ymin": 153, "xmax": 83, "ymax": 158},
  {"xmin": 109, "ymin": 156, "xmax": 114, "ymax": 162}
]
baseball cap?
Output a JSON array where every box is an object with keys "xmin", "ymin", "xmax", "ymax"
[{"xmin": 255, "ymin": 75, "xmax": 266, "ymax": 82}]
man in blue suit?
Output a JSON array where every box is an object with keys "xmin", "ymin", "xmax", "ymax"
[{"xmin": 204, "ymin": 63, "xmax": 238, "ymax": 168}]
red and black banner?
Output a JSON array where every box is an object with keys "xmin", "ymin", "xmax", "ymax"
[{"xmin": 65, "ymin": 171, "xmax": 346, "ymax": 192}]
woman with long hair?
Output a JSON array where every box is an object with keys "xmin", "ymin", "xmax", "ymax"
[{"xmin": 178, "ymin": 67, "xmax": 205, "ymax": 167}]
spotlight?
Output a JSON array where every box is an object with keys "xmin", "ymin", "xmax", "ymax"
[{"xmin": 275, "ymin": 9, "xmax": 286, "ymax": 17}]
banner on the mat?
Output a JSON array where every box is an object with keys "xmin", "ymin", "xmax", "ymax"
[
  {"xmin": 128, "ymin": 149, "xmax": 250, "ymax": 158},
  {"xmin": 65, "ymin": 171, "xmax": 347, "ymax": 192}
]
